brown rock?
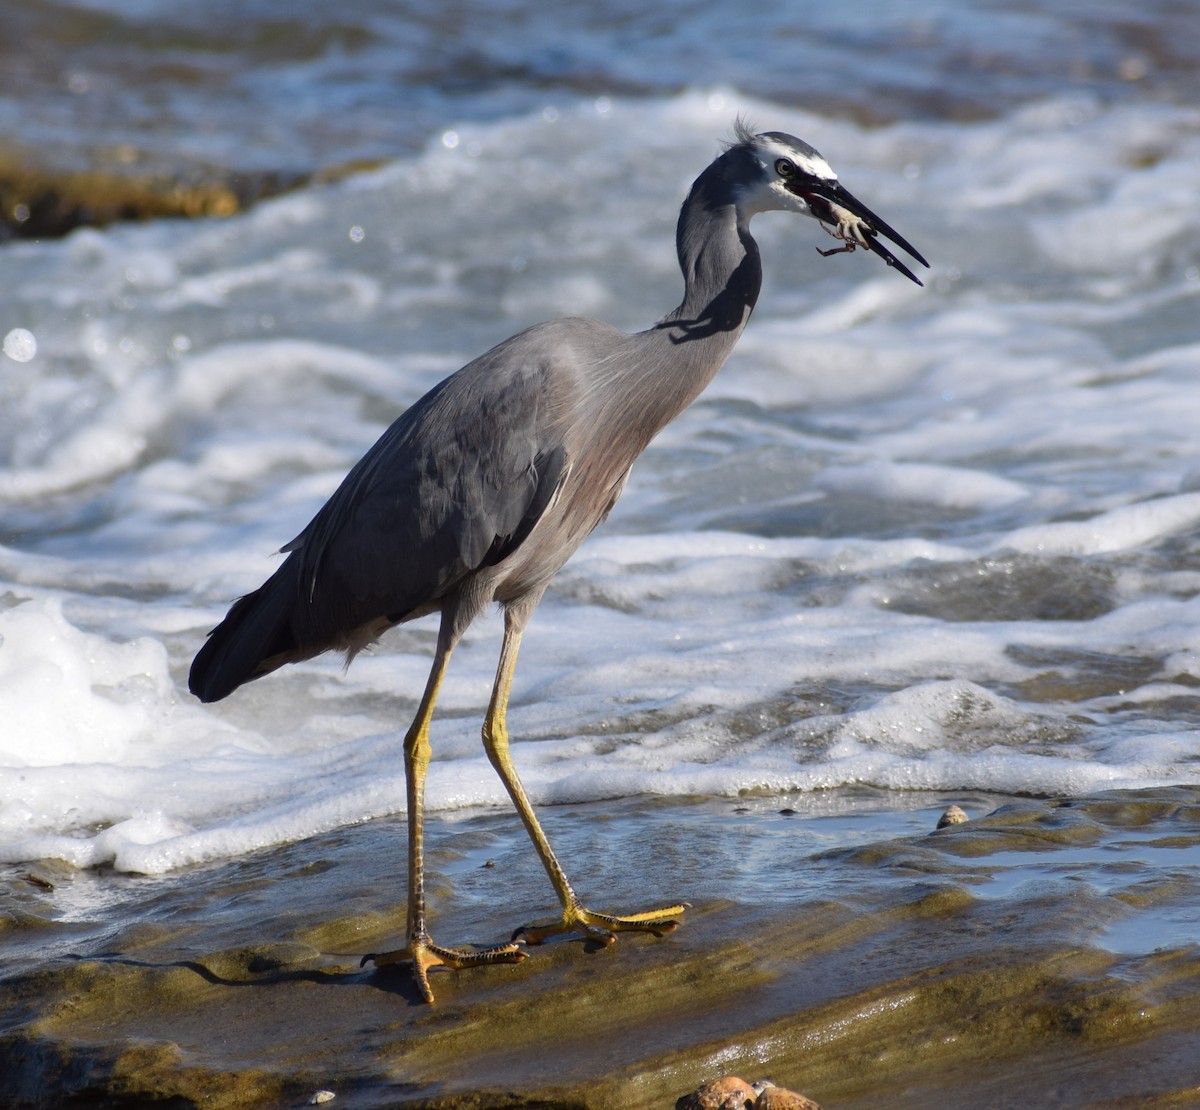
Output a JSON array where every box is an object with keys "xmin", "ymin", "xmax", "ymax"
[{"xmin": 676, "ymin": 1075, "xmax": 757, "ymax": 1109}]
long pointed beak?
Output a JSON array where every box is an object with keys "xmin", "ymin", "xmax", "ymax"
[{"xmin": 801, "ymin": 179, "xmax": 929, "ymax": 286}]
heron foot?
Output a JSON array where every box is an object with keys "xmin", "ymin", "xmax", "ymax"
[
  {"xmin": 362, "ymin": 934, "xmax": 526, "ymax": 1003},
  {"xmin": 512, "ymin": 900, "xmax": 687, "ymax": 946}
]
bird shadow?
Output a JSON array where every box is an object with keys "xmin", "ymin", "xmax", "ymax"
[
  {"xmin": 65, "ymin": 917, "xmax": 638, "ymax": 1008},
  {"xmin": 66, "ymin": 949, "xmax": 441, "ymax": 1006}
]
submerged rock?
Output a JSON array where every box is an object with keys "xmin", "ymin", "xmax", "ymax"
[
  {"xmin": 754, "ymin": 1082, "xmax": 822, "ymax": 1109},
  {"xmin": 674, "ymin": 1076, "xmax": 822, "ymax": 1109},
  {"xmin": 676, "ymin": 1076, "xmax": 756, "ymax": 1109},
  {"xmin": 936, "ymin": 804, "xmax": 969, "ymax": 828}
]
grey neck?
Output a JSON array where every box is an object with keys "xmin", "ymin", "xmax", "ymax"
[
  {"xmin": 596, "ymin": 148, "xmax": 765, "ymax": 449},
  {"xmin": 659, "ymin": 149, "xmax": 764, "ymax": 343}
]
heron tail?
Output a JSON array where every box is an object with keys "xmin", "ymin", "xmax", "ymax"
[{"xmin": 189, "ymin": 563, "xmax": 302, "ymax": 703}]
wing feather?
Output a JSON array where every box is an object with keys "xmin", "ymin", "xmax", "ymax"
[{"xmin": 283, "ymin": 337, "xmax": 570, "ymax": 647}]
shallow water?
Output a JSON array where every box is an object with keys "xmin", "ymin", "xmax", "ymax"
[{"xmin": 1, "ymin": 4, "xmax": 1198, "ymax": 893}]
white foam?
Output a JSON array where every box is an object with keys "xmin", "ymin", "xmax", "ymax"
[
  {"xmin": 1, "ymin": 91, "xmax": 1199, "ymax": 873},
  {"xmin": 0, "ymin": 598, "xmax": 175, "ymax": 769},
  {"xmin": 818, "ymin": 462, "xmax": 1029, "ymax": 511},
  {"xmin": 1003, "ymin": 492, "xmax": 1200, "ymax": 556}
]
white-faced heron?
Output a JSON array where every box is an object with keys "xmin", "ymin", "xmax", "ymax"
[{"xmin": 189, "ymin": 122, "xmax": 927, "ymax": 1002}]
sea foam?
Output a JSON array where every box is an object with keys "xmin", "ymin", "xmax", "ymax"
[{"xmin": 2, "ymin": 91, "xmax": 1198, "ymax": 873}]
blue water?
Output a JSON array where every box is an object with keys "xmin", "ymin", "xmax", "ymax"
[{"xmin": 5, "ymin": 1, "xmax": 1199, "ymax": 173}]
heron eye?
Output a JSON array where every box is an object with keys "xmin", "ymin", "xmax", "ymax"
[{"xmin": 775, "ymin": 159, "xmax": 796, "ymax": 178}]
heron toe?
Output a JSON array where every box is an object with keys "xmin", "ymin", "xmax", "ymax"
[
  {"xmin": 513, "ymin": 900, "xmax": 687, "ymax": 946},
  {"xmin": 363, "ymin": 934, "xmax": 527, "ymax": 1003}
]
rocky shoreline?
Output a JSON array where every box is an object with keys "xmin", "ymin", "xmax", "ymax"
[
  {"xmin": 3, "ymin": 788, "xmax": 1198, "ymax": 1107},
  {"xmin": 0, "ymin": 147, "xmax": 393, "ymax": 241}
]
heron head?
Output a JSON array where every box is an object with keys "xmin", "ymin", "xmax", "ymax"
[{"xmin": 731, "ymin": 125, "xmax": 929, "ymax": 286}]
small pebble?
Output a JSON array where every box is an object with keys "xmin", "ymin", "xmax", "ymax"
[
  {"xmin": 675, "ymin": 1075, "xmax": 756, "ymax": 1109},
  {"xmin": 754, "ymin": 1079, "xmax": 822, "ymax": 1109},
  {"xmin": 308, "ymin": 1091, "xmax": 336, "ymax": 1105},
  {"xmin": 937, "ymin": 804, "xmax": 969, "ymax": 829}
]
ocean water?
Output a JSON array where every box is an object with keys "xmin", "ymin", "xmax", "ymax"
[{"xmin": 2, "ymin": 4, "xmax": 1199, "ymax": 877}]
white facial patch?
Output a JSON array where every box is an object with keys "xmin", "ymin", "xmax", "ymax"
[
  {"xmin": 734, "ymin": 133, "xmax": 839, "ymax": 218},
  {"xmin": 754, "ymin": 135, "xmax": 837, "ymax": 183}
]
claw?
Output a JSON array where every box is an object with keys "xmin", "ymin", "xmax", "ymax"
[
  {"xmin": 513, "ymin": 901, "xmax": 687, "ymax": 946},
  {"xmin": 363, "ymin": 935, "xmax": 526, "ymax": 1003}
]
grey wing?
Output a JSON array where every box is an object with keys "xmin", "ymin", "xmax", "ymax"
[{"xmin": 282, "ymin": 358, "xmax": 568, "ymax": 647}]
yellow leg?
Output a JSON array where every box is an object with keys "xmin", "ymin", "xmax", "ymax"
[
  {"xmin": 362, "ymin": 616, "xmax": 525, "ymax": 1002},
  {"xmin": 483, "ymin": 610, "xmax": 686, "ymax": 946}
]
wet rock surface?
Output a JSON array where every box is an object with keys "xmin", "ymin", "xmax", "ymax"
[
  {"xmin": 0, "ymin": 148, "xmax": 340, "ymax": 241},
  {"xmin": 2, "ymin": 788, "xmax": 1199, "ymax": 1108}
]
